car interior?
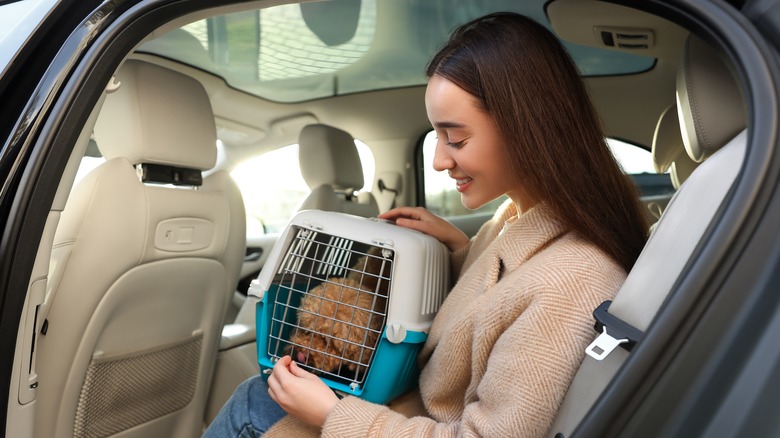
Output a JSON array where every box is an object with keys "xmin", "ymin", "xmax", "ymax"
[{"xmin": 6, "ymin": 0, "xmax": 750, "ymax": 437}]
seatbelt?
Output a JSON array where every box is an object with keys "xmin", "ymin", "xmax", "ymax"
[{"xmin": 374, "ymin": 171, "xmax": 401, "ymax": 213}]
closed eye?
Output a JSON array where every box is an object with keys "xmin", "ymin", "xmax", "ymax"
[{"xmin": 446, "ymin": 140, "xmax": 465, "ymax": 149}]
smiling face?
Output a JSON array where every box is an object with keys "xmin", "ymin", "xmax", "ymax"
[{"xmin": 425, "ymin": 75, "xmax": 534, "ymax": 212}]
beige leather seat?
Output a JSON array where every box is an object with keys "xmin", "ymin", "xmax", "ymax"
[
  {"xmin": 297, "ymin": 123, "xmax": 379, "ymax": 217},
  {"xmin": 549, "ymin": 34, "xmax": 746, "ymax": 436},
  {"xmin": 652, "ymin": 104, "xmax": 699, "ymax": 190},
  {"xmin": 36, "ymin": 59, "xmax": 246, "ymax": 438},
  {"xmin": 646, "ymin": 104, "xmax": 700, "ymax": 222}
]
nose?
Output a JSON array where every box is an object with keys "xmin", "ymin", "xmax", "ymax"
[{"xmin": 432, "ymin": 139, "xmax": 454, "ymax": 172}]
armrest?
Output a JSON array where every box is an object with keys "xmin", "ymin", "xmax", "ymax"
[{"xmin": 220, "ymin": 323, "xmax": 256, "ymax": 351}]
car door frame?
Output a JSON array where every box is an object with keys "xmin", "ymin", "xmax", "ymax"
[
  {"xmin": 0, "ymin": 0, "xmax": 242, "ymax": 434},
  {"xmin": 573, "ymin": 0, "xmax": 780, "ymax": 436}
]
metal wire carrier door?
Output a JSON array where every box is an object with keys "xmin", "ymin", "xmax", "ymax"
[{"xmin": 266, "ymin": 226, "xmax": 393, "ymax": 389}]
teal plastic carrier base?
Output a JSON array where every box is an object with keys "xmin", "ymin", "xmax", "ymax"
[{"xmin": 255, "ymin": 287, "xmax": 425, "ymax": 405}]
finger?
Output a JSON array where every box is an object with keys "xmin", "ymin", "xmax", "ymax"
[
  {"xmin": 270, "ymin": 357, "xmax": 292, "ymax": 384},
  {"xmin": 288, "ymin": 360, "xmax": 317, "ymax": 380},
  {"xmin": 378, "ymin": 211, "xmax": 411, "ymax": 222},
  {"xmin": 393, "ymin": 217, "xmax": 427, "ymax": 231},
  {"xmin": 395, "ymin": 216, "xmax": 442, "ymax": 236},
  {"xmin": 273, "ymin": 356, "xmax": 291, "ymax": 373},
  {"xmin": 266, "ymin": 366, "xmax": 289, "ymax": 405},
  {"xmin": 277, "ymin": 355, "xmax": 293, "ymax": 367},
  {"xmin": 267, "ymin": 383, "xmax": 278, "ymax": 402},
  {"xmin": 379, "ymin": 206, "xmax": 425, "ymax": 221}
]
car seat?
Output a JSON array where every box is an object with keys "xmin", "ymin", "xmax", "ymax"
[
  {"xmin": 652, "ymin": 104, "xmax": 699, "ymax": 190},
  {"xmin": 296, "ymin": 123, "xmax": 379, "ymax": 217},
  {"xmin": 35, "ymin": 59, "xmax": 246, "ymax": 438},
  {"xmin": 548, "ymin": 34, "xmax": 746, "ymax": 436},
  {"xmin": 645, "ymin": 104, "xmax": 700, "ymax": 222}
]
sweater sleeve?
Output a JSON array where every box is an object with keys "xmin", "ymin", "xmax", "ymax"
[
  {"xmin": 319, "ymin": 273, "xmax": 616, "ymax": 437},
  {"xmin": 322, "ymin": 397, "xmax": 443, "ymax": 437}
]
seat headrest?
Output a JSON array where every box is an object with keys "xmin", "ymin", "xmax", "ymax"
[
  {"xmin": 652, "ymin": 105, "xmax": 697, "ymax": 188},
  {"xmin": 94, "ymin": 60, "xmax": 217, "ymax": 170},
  {"xmin": 676, "ymin": 35, "xmax": 746, "ymax": 163},
  {"xmin": 298, "ymin": 124, "xmax": 364, "ymax": 191}
]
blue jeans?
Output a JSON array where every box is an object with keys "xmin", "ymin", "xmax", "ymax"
[{"xmin": 203, "ymin": 375, "xmax": 287, "ymax": 437}]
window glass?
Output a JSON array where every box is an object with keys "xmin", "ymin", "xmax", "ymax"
[
  {"xmin": 0, "ymin": 0, "xmax": 57, "ymax": 74},
  {"xmin": 232, "ymin": 141, "xmax": 375, "ymax": 235},
  {"xmin": 72, "ymin": 138, "xmax": 105, "ymax": 186},
  {"xmin": 421, "ymin": 132, "xmax": 674, "ymax": 220},
  {"xmin": 607, "ymin": 139, "xmax": 674, "ymax": 197},
  {"xmin": 137, "ymin": 0, "xmax": 654, "ymax": 103},
  {"xmin": 606, "ymin": 138, "xmax": 655, "ymax": 174},
  {"xmin": 73, "ymin": 157, "xmax": 105, "ymax": 185}
]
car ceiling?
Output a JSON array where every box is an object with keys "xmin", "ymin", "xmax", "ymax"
[{"xmin": 126, "ymin": 0, "xmax": 689, "ymax": 169}]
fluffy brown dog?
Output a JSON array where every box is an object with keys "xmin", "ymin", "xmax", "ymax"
[
  {"xmin": 286, "ymin": 250, "xmax": 391, "ymax": 377},
  {"xmin": 346, "ymin": 250, "xmax": 392, "ymax": 295}
]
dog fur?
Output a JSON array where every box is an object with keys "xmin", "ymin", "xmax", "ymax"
[
  {"xmin": 287, "ymin": 250, "xmax": 391, "ymax": 376},
  {"xmin": 346, "ymin": 250, "xmax": 392, "ymax": 295}
]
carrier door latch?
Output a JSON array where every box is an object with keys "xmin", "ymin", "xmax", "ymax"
[
  {"xmin": 385, "ymin": 322, "xmax": 407, "ymax": 344},
  {"xmin": 585, "ymin": 300, "xmax": 644, "ymax": 361}
]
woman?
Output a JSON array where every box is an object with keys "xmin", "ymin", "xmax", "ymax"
[{"xmin": 204, "ymin": 12, "xmax": 648, "ymax": 437}]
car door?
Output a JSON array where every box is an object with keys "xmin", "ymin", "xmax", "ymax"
[
  {"xmin": 0, "ymin": 1, "xmax": 114, "ymax": 436},
  {"xmin": 567, "ymin": 1, "xmax": 780, "ymax": 436},
  {"xmin": 0, "ymin": 1, "xmax": 231, "ymax": 436}
]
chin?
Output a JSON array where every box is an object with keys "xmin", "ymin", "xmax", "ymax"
[{"xmin": 460, "ymin": 194, "xmax": 490, "ymax": 211}]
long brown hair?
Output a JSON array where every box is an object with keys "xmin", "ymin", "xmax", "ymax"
[{"xmin": 427, "ymin": 12, "xmax": 648, "ymax": 272}]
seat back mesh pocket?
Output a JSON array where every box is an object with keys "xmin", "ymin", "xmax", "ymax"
[{"xmin": 73, "ymin": 334, "xmax": 202, "ymax": 438}]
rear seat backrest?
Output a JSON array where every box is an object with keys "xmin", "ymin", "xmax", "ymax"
[
  {"xmin": 296, "ymin": 123, "xmax": 379, "ymax": 217},
  {"xmin": 548, "ymin": 35, "xmax": 747, "ymax": 437}
]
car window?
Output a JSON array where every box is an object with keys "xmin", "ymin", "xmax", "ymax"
[
  {"xmin": 607, "ymin": 138, "xmax": 674, "ymax": 197},
  {"xmin": 73, "ymin": 157, "xmax": 105, "ymax": 184},
  {"xmin": 421, "ymin": 131, "xmax": 674, "ymax": 219},
  {"xmin": 0, "ymin": 0, "xmax": 57, "ymax": 75},
  {"xmin": 72, "ymin": 138, "xmax": 105, "ymax": 187},
  {"xmin": 137, "ymin": 0, "xmax": 654, "ymax": 103},
  {"xmin": 231, "ymin": 141, "xmax": 375, "ymax": 236}
]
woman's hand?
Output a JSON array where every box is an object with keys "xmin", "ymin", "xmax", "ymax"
[
  {"xmin": 267, "ymin": 356, "xmax": 339, "ymax": 427},
  {"xmin": 379, "ymin": 206, "xmax": 470, "ymax": 253}
]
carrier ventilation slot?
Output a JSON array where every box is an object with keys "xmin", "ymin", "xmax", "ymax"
[
  {"xmin": 279, "ymin": 227, "xmax": 318, "ymax": 275},
  {"xmin": 421, "ymin": 241, "xmax": 447, "ymax": 315},
  {"xmin": 279, "ymin": 228, "xmax": 357, "ymax": 278},
  {"xmin": 318, "ymin": 236, "xmax": 354, "ymax": 277}
]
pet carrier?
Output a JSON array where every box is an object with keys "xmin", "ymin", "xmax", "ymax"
[{"xmin": 251, "ymin": 209, "xmax": 450, "ymax": 404}]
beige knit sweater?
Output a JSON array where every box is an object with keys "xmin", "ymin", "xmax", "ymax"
[{"xmin": 265, "ymin": 201, "xmax": 626, "ymax": 437}]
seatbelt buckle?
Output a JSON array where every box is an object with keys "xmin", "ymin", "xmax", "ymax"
[
  {"xmin": 585, "ymin": 300, "xmax": 644, "ymax": 361},
  {"xmin": 586, "ymin": 326, "xmax": 628, "ymax": 360}
]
